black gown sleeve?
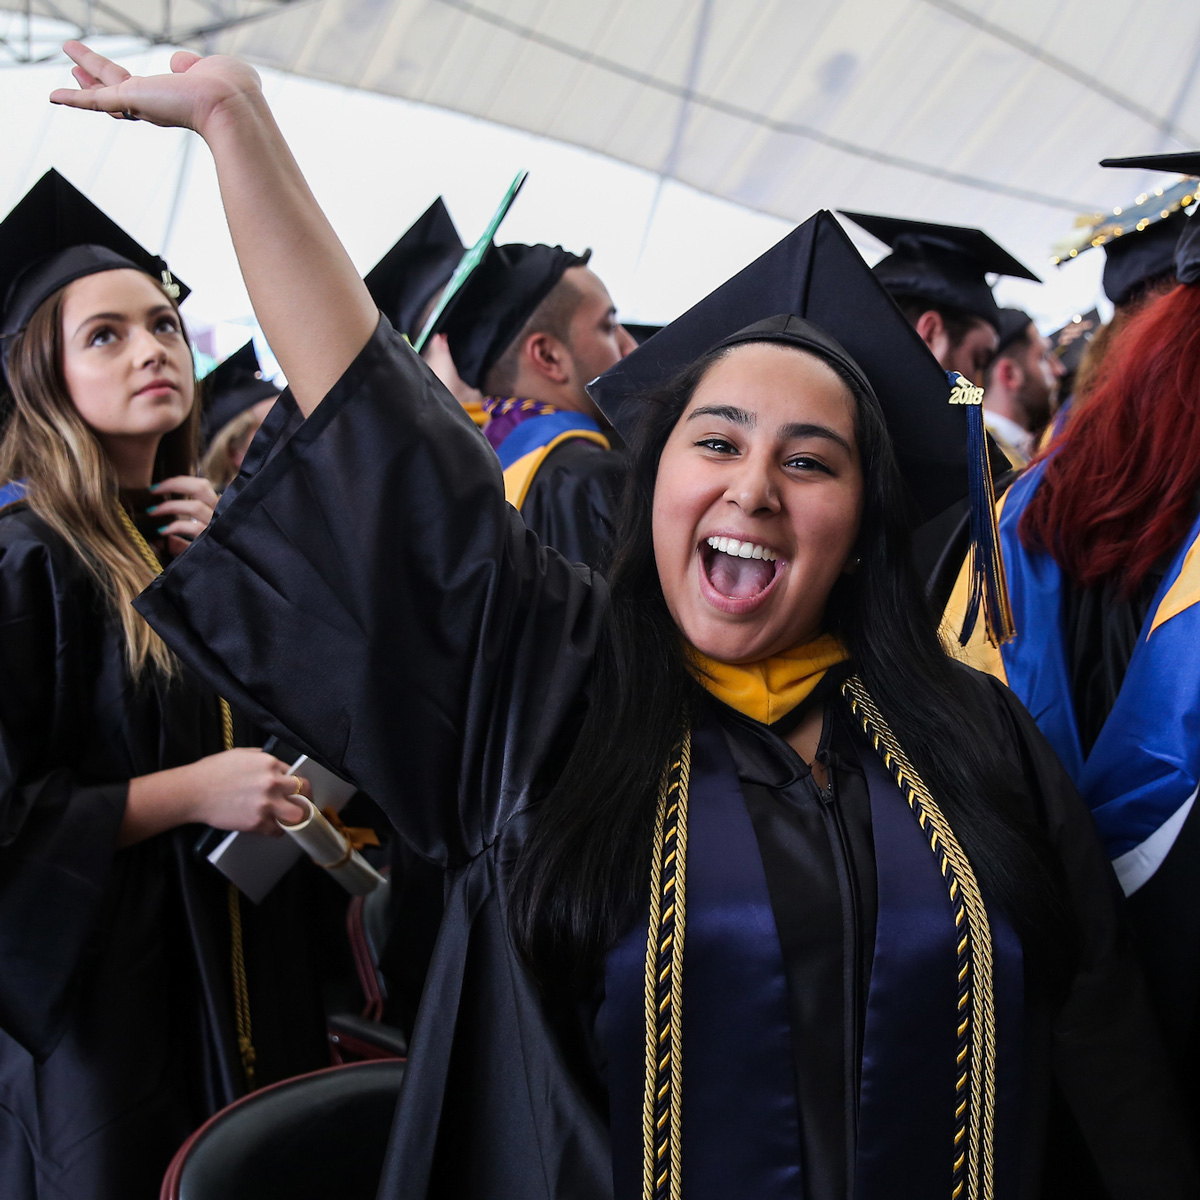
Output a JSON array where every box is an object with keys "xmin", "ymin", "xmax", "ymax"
[
  {"xmin": 519, "ymin": 438, "xmax": 626, "ymax": 572},
  {"xmin": 0, "ymin": 522, "xmax": 127, "ymax": 1059},
  {"xmin": 982, "ymin": 675, "xmax": 1198, "ymax": 1196},
  {"xmin": 136, "ymin": 318, "xmax": 607, "ymax": 869}
]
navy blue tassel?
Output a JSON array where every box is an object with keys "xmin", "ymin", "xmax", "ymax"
[{"xmin": 949, "ymin": 372, "xmax": 1015, "ymax": 647}]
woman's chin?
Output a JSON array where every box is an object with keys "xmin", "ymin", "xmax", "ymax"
[{"xmin": 679, "ymin": 619, "xmax": 777, "ymax": 666}]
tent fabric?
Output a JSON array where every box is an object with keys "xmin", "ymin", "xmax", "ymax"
[
  {"xmin": 207, "ymin": 0, "xmax": 1200, "ymax": 275},
  {"xmin": 4, "ymin": 1, "xmax": 1199, "ymax": 313}
]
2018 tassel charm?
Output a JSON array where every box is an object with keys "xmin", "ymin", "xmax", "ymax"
[{"xmin": 948, "ymin": 372, "xmax": 1016, "ymax": 647}]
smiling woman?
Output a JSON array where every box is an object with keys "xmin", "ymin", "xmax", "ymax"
[
  {"xmin": 653, "ymin": 343, "xmax": 864, "ymax": 664},
  {"xmin": 58, "ymin": 41, "xmax": 1198, "ymax": 1200}
]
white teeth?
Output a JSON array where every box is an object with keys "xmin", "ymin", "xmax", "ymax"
[{"xmin": 705, "ymin": 536, "xmax": 777, "ymax": 562}]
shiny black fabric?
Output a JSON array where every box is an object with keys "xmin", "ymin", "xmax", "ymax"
[
  {"xmin": 0, "ymin": 505, "xmax": 329, "ymax": 1200},
  {"xmin": 520, "ymin": 437, "xmax": 625, "ymax": 572},
  {"xmin": 136, "ymin": 320, "xmax": 1194, "ymax": 1199}
]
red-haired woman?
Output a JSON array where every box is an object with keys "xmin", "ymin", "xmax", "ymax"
[{"xmin": 951, "ymin": 186, "xmax": 1200, "ymax": 1135}]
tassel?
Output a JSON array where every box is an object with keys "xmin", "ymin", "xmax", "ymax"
[{"xmin": 948, "ymin": 372, "xmax": 1015, "ymax": 647}]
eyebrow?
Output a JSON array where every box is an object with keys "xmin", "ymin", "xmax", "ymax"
[
  {"xmin": 73, "ymin": 304, "xmax": 175, "ymax": 339},
  {"xmin": 689, "ymin": 404, "xmax": 753, "ymax": 427},
  {"xmin": 688, "ymin": 405, "xmax": 852, "ymax": 452}
]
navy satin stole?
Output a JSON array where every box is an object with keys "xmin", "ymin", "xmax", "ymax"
[
  {"xmin": 606, "ymin": 718, "xmax": 803, "ymax": 1200},
  {"xmin": 605, "ymin": 713, "xmax": 1025, "ymax": 1200}
]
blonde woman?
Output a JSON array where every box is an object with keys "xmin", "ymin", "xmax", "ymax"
[{"xmin": 0, "ymin": 173, "xmax": 326, "ymax": 1200}]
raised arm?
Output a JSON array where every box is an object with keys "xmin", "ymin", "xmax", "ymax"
[{"xmin": 51, "ymin": 42, "xmax": 377, "ymax": 417}]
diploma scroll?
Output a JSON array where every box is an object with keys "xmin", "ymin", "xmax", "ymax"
[{"xmin": 277, "ymin": 798, "xmax": 385, "ymax": 895}]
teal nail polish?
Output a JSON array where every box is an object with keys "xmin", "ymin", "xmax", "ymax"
[
  {"xmin": 148, "ymin": 482, "xmax": 160, "ymax": 492},
  {"xmin": 156, "ymin": 525, "xmax": 169, "ymax": 534},
  {"xmin": 145, "ymin": 504, "xmax": 158, "ymax": 514}
]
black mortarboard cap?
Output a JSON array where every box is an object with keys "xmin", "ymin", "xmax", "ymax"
[
  {"xmin": 364, "ymin": 197, "xmax": 464, "ymax": 341},
  {"xmin": 437, "ymin": 242, "xmax": 591, "ymax": 391},
  {"xmin": 839, "ymin": 211, "xmax": 1040, "ymax": 330},
  {"xmin": 589, "ymin": 210, "xmax": 1008, "ymax": 524},
  {"xmin": 0, "ymin": 169, "xmax": 189, "ymax": 352},
  {"xmin": 994, "ymin": 308, "xmax": 1033, "ymax": 355},
  {"xmin": 624, "ymin": 322, "xmax": 664, "ymax": 345},
  {"xmin": 201, "ymin": 339, "xmax": 280, "ymax": 448},
  {"xmin": 1100, "ymin": 152, "xmax": 1200, "ymax": 289},
  {"xmin": 590, "ymin": 210, "xmax": 1008, "ymax": 523},
  {"xmin": 589, "ymin": 210, "xmax": 1014, "ymax": 641},
  {"xmin": 1048, "ymin": 309, "xmax": 1099, "ymax": 380}
]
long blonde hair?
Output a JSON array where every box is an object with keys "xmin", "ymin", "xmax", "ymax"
[{"xmin": 0, "ymin": 282, "xmax": 199, "ymax": 679}]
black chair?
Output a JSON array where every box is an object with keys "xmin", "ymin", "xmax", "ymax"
[{"xmin": 161, "ymin": 1060, "xmax": 405, "ymax": 1200}]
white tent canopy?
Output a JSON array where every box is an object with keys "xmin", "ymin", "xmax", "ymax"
[{"xmin": 1, "ymin": 1, "xmax": 1197, "ymax": 336}]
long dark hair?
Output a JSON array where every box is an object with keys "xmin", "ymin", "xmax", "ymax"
[{"xmin": 512, "ymin": 341, "xmax": 1074, "ymax": 989}]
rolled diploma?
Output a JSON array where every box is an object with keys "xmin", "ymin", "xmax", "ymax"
[{"xmin": 277, "ymin": 798, "xmax": 385, "ymax": 895}]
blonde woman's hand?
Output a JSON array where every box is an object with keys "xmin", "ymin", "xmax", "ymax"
[
  {"xmin": 50, "ymin": 41, "xmax": 263, "ymax": 140},
  {"xmin": 149, "ymin": 474, "xmax": 219, "ymax": 557},
  {"xmin": 181, "ymin": 748, "xmax": 310, "ymax": 835}
]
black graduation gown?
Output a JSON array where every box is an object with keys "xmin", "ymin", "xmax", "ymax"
[
  {"xmin": 0, "ymin": 504, "xmax": 329, "ymax": 1200},
  {"xmin": 135, "ymin": 319, "xmax": 1194, "ymax": 1199},
  {"xmin": 519, "ymin": 436, "xmax": 625, "ymax": 572}
]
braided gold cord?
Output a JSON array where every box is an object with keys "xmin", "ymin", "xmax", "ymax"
[
  {"xmin": 640, "ymin": 731, "xmax": 691, "ymax": 1200},
  {"xmin": 668, "ymin": 735, "xmax": 690, "ymax": 1199},
  {"xmin": 641, "ymin": 772, "xmax": 668, "ymax": 1199},
  {"xmin": 842, "ymin": 677, "xmax": 996, "ymax": 1200},
  {"xmin": 115, "ymin": 501, "xmax": 258, "ymax": 1092},
  {"xmin": 226, "ymin": 879, "xmax": 257, "ymax": 1090}
]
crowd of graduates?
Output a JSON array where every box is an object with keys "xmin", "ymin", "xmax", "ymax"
[{"xmin": 1, "ymin": 38, "xmax": 1199, "ymax": 1200}]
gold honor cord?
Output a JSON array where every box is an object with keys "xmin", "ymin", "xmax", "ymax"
[
  {"xmin": 115, "ymin": 503, "xmax": 258, "ymax": 1091},
  {"xmin": 641, "ymin": 731, "xmax": 691, "ymax": 1200},
  {"xmin": 841, "ymin": 676, "xmax": 996, "ymax": 1200}
]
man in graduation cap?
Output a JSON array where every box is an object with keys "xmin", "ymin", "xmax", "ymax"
[
  {"xmin": 840, "ymin": 212, "xmax": 1041, "ymax": 383},
  {"xmin": 435, "ymin": 240, "xmax": 637, "ymax": 568},
  {"xmin": 1052, "ymin": 173, "xmax": 1195, "ymax": 402},
  {"xmin": 364, "ymin": 197, "xmax": 489, "ymax": 425},
  {"xmin": 979, "ymin": 307, "xmax": 1063, "ymax": 468}
]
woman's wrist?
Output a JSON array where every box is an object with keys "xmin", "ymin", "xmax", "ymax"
[{"xmin": 198, "ymin": 80, "xmax": 272, "ymax": 154}]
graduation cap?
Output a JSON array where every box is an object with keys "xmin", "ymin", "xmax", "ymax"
[
  {"xmin": 1048, "ymin": 309, "xmax": 1100, "ymax": 380},
  {"xmin": 624, "ymin": 322, "xmax": 664, "ymax": 346},
  {"xmin": 839, "ymin": 211, "xmax": 1040, "ymax": 330},
  {"xmin": 436, "ymin": 242, "xmax": 591, "ymax": 391},
  {"xmin": 364, "ymin": 197, "xmax": 464, "ymax": 342},
  {"xmin": 1099, "ymin": 152, "xmax": 1200, "ymax": 289},
  {"xmin": 200, "ymin": 338, "xmax": 281, "ymax": 449},
  {"xmin": 589, "ymin": 210, "xmax": 1013, "ymax": 644},
  {"xmin": 0, "ymin": 169, "xmax": 189, "ymax": 354},
  {"xmin": 994, "ymin": 308, "xmax": 1034, "ymax": 355},
  {"xmin": 400, "ymin": 171, "xmax": 589, "ymax": 392}
]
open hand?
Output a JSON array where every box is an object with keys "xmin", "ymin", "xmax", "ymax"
[
  {"xmin": 49, "ymin": 40, "xmax": 262, "ymax": 138},
  {"xmin": 149, "ymin": 474, "xmax": 220, "ymax": 557}
]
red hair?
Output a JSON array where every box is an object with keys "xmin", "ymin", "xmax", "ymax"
[{"xmin": 1020, "ymin": 283, "xmax": 1200, "ymax": 594}]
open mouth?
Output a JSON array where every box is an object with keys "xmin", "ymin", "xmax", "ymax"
[{"xmin": 700, "ymin": 535, "xmax": 783, "ymax": 609}]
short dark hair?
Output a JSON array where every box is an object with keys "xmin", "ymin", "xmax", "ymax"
[
  {"xmin": 892, "ymin": 294, "xmax": 988, "ymax": 349},
  {"xmin": 483, "ymin": 273, "xmax": 586, "ymax": 397},
  {"xmin": 984, "ymin": 324, "xmax": 1034, "ymax": 388}
]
